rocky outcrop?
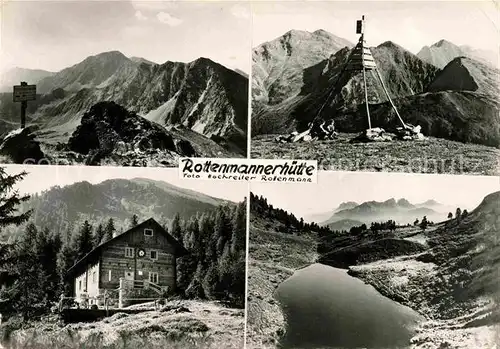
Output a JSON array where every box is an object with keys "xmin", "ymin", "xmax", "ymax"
[
  {"xmin": 0, "ymin": 127, "xmax": 45, "ymax": 163},
  {"xmin": 174, "ymin": 139, "xmax": 197, "ymax": 157},
  {"xmin": 68, "ymin": 101, "xmax": 177, "ymax": 162}
]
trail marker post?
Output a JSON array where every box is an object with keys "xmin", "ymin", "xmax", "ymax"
[{"xmin": 13, "ymin": 81, "xmax": 36, "ymax": 129}]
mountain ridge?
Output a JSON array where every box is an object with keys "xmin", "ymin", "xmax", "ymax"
[
  {"xmin": 0, "ymin": 50, "xmax": 248, "ymax": 156},
  {"xmin": 1, "ymin": 177, "xmax": 232, "ymax": 242},
  {"xmin": 321, "ymin": 197, "xmax": 449, "ymax": 227}
]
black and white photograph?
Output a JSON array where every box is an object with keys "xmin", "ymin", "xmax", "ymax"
[
  {"xmin": 251, "ymin": 1, "xmax": 500, "ymax": 175},
  {"xmin": 246, "ymin": 171, "xmax": 500, "ymax": 348},
  {"xmin": 0, "ymin": 1, "xmax": 250, "ymax": 166},
  {"xmin": 0, "ymin": 164, "xmax": 246, "ymax": 349}
]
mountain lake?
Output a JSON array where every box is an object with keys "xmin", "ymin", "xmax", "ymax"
[{"xmin": 275, "ymin": 263, "xmax": 423, "ymax": 349}]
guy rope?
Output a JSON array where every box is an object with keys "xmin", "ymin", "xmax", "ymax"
[{"xmin": 312, "ymin": 15, "xmax": 408, "ymax": 131}]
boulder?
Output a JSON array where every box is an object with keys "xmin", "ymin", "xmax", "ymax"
[
  {"xmin": 68, "ymin": 101, "xmax": 178, "ymax": 158},
  {"xmin": 350, "ymin": 128, "xmax": 395, "ymax": 143},
  {"xmin": 0, "ymin": 127, "xmax": 45, "ymax": 163},
  {"xmin": 175, "ymin": 139, "xmax": 197, "ymax": 157}
]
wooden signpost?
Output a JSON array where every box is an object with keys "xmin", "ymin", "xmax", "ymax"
[{"xmin": 13, "ymin": 82, "xmax": 36, "ymax": 129}]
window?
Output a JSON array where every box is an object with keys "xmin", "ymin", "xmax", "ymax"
[
  {"xmin": 150, "ymin": 250, "xmax": 158, "ymax": 260},
  {"xmin": 92, "ymin": 271, "xmax": 96, "ymax": 283},
  {"xmin": 125, "ymin": 247, "xmax": 134, "ymax": 258},
  {"xmin": 149, "ymin": 272, "xmax": 158, "ymax": 284},
  {"xmin": 108, "ymin": 270, "xmax": 112, "ymax": 282},
  {"xmin": 79, "ymin": 280, "xmax": 82, "ymax": 290},
  {"xmin": 138, "ymin": 270, "xmax": 143, "ymax": 276},
  {"xmin": 144, "ymin": 229, "xmax": 153, "ymax": 236}
]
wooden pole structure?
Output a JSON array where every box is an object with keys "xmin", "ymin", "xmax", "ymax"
[
  {"xmin": 360, "ymin": 16, "xmax": 372, "ymax": 130},
  {"xmin": 20, "ymin": 82, "xmax": 27, "ymax": 129},
  {"xmin": 118, "ymin": 278, "xmax": 124, "ymax": 309}
]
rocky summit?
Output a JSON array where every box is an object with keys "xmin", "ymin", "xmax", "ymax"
[{"xmin": 66, "ymin": 101, "xmax": 197, "ymax": 166}]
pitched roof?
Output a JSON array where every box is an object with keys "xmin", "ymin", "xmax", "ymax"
[{"xmin": 67, "ymin": 218, "xmax": 188, "ymax": 276}]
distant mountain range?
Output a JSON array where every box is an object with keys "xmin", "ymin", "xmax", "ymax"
[
  {"xmin": 417, "ymin": 39, "xmax": 498, "ymax": 69},
  {"xmin": 319, "ymin": 198, "xmax": 454, "ymax": 229},
  {"xmin": 251, "ymin": 30, "xmax": 500, "ymax": 148},
  {"xmin": 1, "ymin": 177, "xmax": 230, "ymax": 242},
  {"xmin": 0, "ymin": 51, "xmax": 248, "ymax": 159},
  {"xmin": 0, "ymin": 67, "xmax": 55, "ymax": 90}
]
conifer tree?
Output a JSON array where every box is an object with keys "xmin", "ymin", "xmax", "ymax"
[
  {"xmin": 231, "ymin": 201, "xmax": 246, "ymax": 254},
  {"xmin": 103, "ymin": 218, "xmax": 116, "ymax": 242},
  {"xmin": 171, "ymin": 213, "xmax": 182, "ymax": 242},
  {"xmin": 130, "ymin": 214, "xmax": 139, "ymax": 228},
  {"xmin": 93, "ymin": 223, "xmax": 105, "ymax": 247},
  {"xmin": 74, "ymin": 220, "xmax": 93, "ymax": 261},
  {"xmin": 57, "ymin": 238, "xmax": 77, "ymax": 296},
  {"xmin": 0, "ymin": 168, "xmax": 32, "ymax": 228}
]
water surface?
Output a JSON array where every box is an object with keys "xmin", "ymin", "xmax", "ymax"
[{"xmin": 276, "ymin": 263, "xmax": 422, "ymax": 349}]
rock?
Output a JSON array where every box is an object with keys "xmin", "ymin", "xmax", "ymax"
[
  {"xmin": 350, "ymin": 128, "xmax": 395, "ymax": 143},
  {"xmin": 115, "ymin": 141, "xmax": 127, "ymax": 155},
  {"xmin": 175, "ymin": 139, "xmax": 197, "ymax": 157},
  {"xmin": 68, "ymin": 101, "xmax": 177, "ymax": 158},
  {"xmin": 0, "ymin": 127, "xmax": 45, "ymax": 163}
]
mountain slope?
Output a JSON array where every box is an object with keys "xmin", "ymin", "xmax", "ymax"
[
  {"xmin": 252, "ymin": 29, "xmax": 353, "ymax": 107},
  {"xmin": 428, "ymin": 56, "xmax": 500, "ymax": 98},
  {"xmin": 321, "ymin": 198, "xmax": 445, "ymax": 226},
  {"xmin": 252, "ymin": 35, "xmax": 500, "ymax": 148},
  {"xmin": 1, "ymin": 178, "xmax": 228, "ymax": 242},
  {"xmin": 417, "ymin": 39, "xmax": 499, "ymax": 69},
  {"xmin": 0, "ymin": 51, "xmax": 248, "ymax": 155},
  {"xmin": 326, "ymin": 218, "xmax": 364, "ymax": 232},
  {"xmin": 349, "ymin": 190, "xmax": 500, "ymax": 323},
  {"xmin": 0, "ymin": 67, "xmax": 55, "ymax": 92}
]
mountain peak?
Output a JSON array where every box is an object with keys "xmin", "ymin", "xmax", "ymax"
[
  {"xmin": 312, "ymin": 29, "xmax": 332, "ymax": 37},
  {"xmin": 422, "ymin": 199, "xmax": 439, "ymax": 205},
  {"xmin": 377, "ymin": 41, "xmax": 406, "ymax": 52},
  {"xmin": 93, "ymin": 50, "xmax": 128, "ymax": 60},
  {"xmin": 433, "ymin": 39, "xmax": 457, "ymax": 48},
  {"xmin": 336, "ymin": 201, "xmax": 359, "ymax": 211},
  {"xmin": 397, "ymin": 198, "xmax": 413, "ymax": 207},
  {"xmin": 383, "ymin": 198, "xmax": 397, "ymax": 206}
]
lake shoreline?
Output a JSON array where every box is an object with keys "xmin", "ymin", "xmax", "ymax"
[{"xmin": 246, "ymin": 217, "xmax": 318, "ymax": 349}]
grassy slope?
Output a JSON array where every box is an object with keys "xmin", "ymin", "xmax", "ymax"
[
  {"xmin": 246, "ymin": 216, "xmax": 317, "ymax": 349},
  {"xmin": 343, "ymin": 211, "xmax": 500, "ymax": 348},
  {"xmin": 4, "ymin": 300, "xmax": 244, "ymax": 349},
  {"xmin": 251, "ymin": 133, "xmax": 500, "ymax": 175}
]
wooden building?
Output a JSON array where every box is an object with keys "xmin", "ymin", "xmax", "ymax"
[{"xmin": 67, "ymin": 218, "xmax": 188, "ymax": 304}]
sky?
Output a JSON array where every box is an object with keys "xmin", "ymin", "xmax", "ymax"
[
  {"xmin": 3, "ymin": 164, "xmax": 248, "ymax": 203},
  {"xmin": 251, "ymin": 171, "xmax": 500, "ymax": 219},
  {"xmin": 252, "ymin": 0, "xmax": 500, "ymax": 53},
  {"xmin": 0, "ymin": 0, "xmax": 251, "ymax": 73}
]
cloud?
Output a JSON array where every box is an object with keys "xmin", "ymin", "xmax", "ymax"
[
  {"xmin": 157, "ymin": 11, "xmax": 183, "ymax": 26},
  {"xmin": 131, "ymin": 1, "xmax": 178, "ymax": 12},
  {"xmin": 230, "ymin": 4, "xmax": 250, "ymax": 19},
  {"xmin": 135, "ymin": 10, "xmax": 148, "ymax": 21}
]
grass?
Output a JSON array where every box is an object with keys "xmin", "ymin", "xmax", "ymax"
[
  {"xmin": 246, "ymin": 216, "xmax": 317, "ymax": 349},
  {"xmin": 251, "ymin": 133, "xmax": 500, "ymax": 175},
  {"xmin": 1, "ymin": 300, "xmax": 244, "ymax": 349}
]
